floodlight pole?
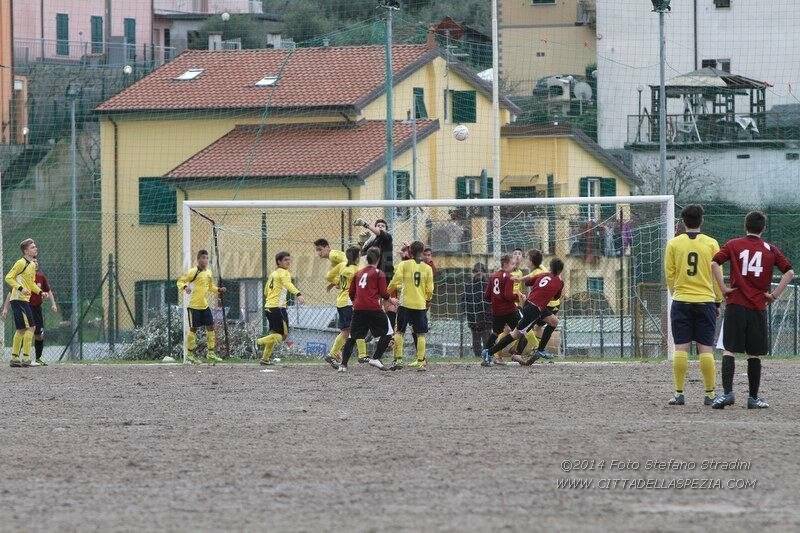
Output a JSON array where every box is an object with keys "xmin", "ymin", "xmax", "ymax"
[
  {"xmin": 491, "ymin": 0, "xmax": 502, "ymax": 262},
  {"xmin": 657, "ymin": 5, "xmax": 668, "ymax": 196},
  {"xmin": 383, "ymin": 2, "xmax": 398, "ymax": 229}
]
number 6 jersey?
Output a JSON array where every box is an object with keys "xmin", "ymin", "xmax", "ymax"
[
  {"xmin": 525, "ymin": 272, "xmax": 564, "ymax": 310},
  {"xmin": 713, "ymin": 235, "xmax": 793, "ymax": 311}
]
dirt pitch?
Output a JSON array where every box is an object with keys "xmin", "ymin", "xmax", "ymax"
[{"xmin": 1, "ymin": 359, "xmax": 800, "ymax": 532}]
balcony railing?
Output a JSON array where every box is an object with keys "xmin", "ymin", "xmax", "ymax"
[
  {"xmin": 13, "ymin": 38, "xmax": 176, "ymax": 68},
  {"xmin": 628, "ymin": 112, "xmax": 800, "ymax": 146}
]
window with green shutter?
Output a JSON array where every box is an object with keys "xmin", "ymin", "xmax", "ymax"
[
  {"xmin": 413, "ymin": 88, "xmax": 428, "ymax": 119},
  {"xmin": 450, "ymin": 90, "xmax": 477, "ymax": 124},
  {"xmin": 124, "ymin": 18, "xmax": 136, "ymax": 61},
  {"xmin": 587, "ymin": 277, "xmax": 605, "ymax": 294},
  {"xmin": 395, "ymin": 170, "xmax": 411, "ymax": 219},
  {"xmin": 91, "ymin": 16, "xmax": 103, "ymax": 54},
  {"xmin": 139, "ymin": 178, "xmax": 177, "ymax": 225},
  {"xmin": 600, "ymin": 178, "xmax": 617, "ymax": 221},
  {"xmin": 56, "ymin": 14, "xmax": 69, "ymax": 56},
  {"xmin": 456, "ymin": 175, "xmax": 492, "ymax": 199}
]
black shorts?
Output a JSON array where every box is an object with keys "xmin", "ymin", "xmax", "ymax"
[
  {"xmin": 188, "ymin": 307, "xmax": 214, "ymax": 329},
  {"xmin": 337, "ymin": 305, "xmax": 353, "ymax": 330},
  {"xmin": 10, "ymin": 301, "xmax": 34, "ymax": 331},
  {"xmin": 518, "ymin": 303, "xmax": 553, "ymax": 333},
  {"xmin": 265, "ymin": 307, "xmax": 289, "ymax": 337},
  {"xmin": 492, "ymin": 312, "xmax": 520, "ymax": 335},
  {"xmin": 396, "ymin": 306, "xmax": 429, "ymax": 334},
  {"xmin": 350, "ymin": 310, "xmax": 393, "ymax": 339},
  {"xmin": 723, "ymin": 304, "xmax": 768, "ymax": 356},
  {"xmin": 671, "ymin": 301, "xmax": 717, "ymax": 346},
  {"xmin": 535, "ymin": 305, "xmax": 559, "ymax": 327},
  {"xmin": 31, "ymin": 305, "xmax": 44, "ymax": 336}
]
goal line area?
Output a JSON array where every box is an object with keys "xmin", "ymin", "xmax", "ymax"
[{"xmin": 180, "ymin": 196, "xmax": 675, "ymax": 363}]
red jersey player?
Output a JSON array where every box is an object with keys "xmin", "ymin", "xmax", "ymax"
[
  {"xmin": 480, "ymin": 254, "xmax": 518, "ymax": 366},
  {"xmin": 710, "ymin": 211, "xmax": 795, "ymax": 409},
  {"xmin": 335, "ymin": 247, "xmax": 398, "ymax": 372},
  {"xmin": 484, "ymin": 258, "xmax": 564, "ymax": 365}
]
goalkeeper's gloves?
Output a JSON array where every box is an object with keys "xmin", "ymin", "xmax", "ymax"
[{"xmin": 353, "ymin": 218, "xmax": 369, "ymax": 228}]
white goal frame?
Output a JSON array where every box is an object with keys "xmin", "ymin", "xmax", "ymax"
[{"xmin": 182, "ymin": 195, "xmax": 675, "ymax": 363}]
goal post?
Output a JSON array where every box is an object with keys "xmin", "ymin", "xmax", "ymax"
[{"xmin": 182, "ymin": 195, "xmax": 675, "ymax": 363}]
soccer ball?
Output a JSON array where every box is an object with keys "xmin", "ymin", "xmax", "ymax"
[
  {"xmin": 123, "ymin": 65, "xmax": 133, "ymax": 75},
  {"xmin": 453, "ymin": 124, "xmax": 470, "ymax": 141}
]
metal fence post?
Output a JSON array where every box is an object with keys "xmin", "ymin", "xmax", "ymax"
[{"xmin": 108, "ymin": 254, "xmax": 116, "ymax": 355}]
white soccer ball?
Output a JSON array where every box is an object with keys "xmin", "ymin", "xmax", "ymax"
[
  {"xmin": 162, "ymin": 356, "xmax": 176, "ymax": 363},
  {"xmin": 123, "ymin": 65, "xmax": 133, "ymax": 75},
  {"xmin": 453, "ymin": 124, "xmax": 470, "ymax": 142}
]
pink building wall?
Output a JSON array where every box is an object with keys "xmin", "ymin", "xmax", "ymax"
[{"xmin": 13, "ymin": 0, "xmax": 153, "ymax": 62}]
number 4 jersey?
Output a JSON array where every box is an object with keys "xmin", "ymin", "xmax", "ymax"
[
  {"xmin": 349, "ymin": 265, "xmax": 390, "ymax": 312},
  {"xmin": 713, "ymin": 235, "xmax": 793, "ymax": 311},
  {"xmin": 664, "ymin": 232, "xmax": 723, "ymax": 304}
]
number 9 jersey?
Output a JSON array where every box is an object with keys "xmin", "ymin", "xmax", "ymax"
[{"xmin": 664, "ymin": 232, "xmax": 723, "ymax": 304}]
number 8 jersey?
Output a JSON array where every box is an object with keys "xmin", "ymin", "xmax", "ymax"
[{"xmin": 713, "ymin": 235, "xmax": 793, "ymax": 311}]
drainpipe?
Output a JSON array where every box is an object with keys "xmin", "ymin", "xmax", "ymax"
[{"xmin": 342, "ymin": 179, "xmax": 353, "ymax": 243}]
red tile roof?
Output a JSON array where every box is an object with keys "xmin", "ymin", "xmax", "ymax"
[
  {"xmin": 165, "ymin": 119, "xmax": 439, "ymax": 180},
  {"xmin": 96, "ymin": 45, "xmax": 438, "ymax": 113}
]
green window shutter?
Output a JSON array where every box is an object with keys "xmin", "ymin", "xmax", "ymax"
[
  {"xmin": 600, "ymin": 178, "xmax": 617, "ymax": 220},
  {"xmin": 124, "ymin": 18, "xmax": 136, "ymax": 60},
  {"xmin": 413, "ymin": 88, "xmax": 428, "ymax": 119},
  {"xmin": 91, "ymin": 16, "xmax": 103, "ymax": 53},
  {"xmin": 451, "ymin": 90, "xmax": 477, "ymax": 123},
  {"xmin": 456, "ymin": 176, "xmax": 467, "ymax": 199},
  {"xmin": 395, "ymin": 170, "xmax": 411, "ymax": 219},
  {"xmin": 139, "ymin": 178, "xmax": 177, "ymax": 225},
  {"xmin": 481, "ymin": 177, "xmax": 493, "ymax": 198},
  {"xmin": 56, "ymin": 14, "xmax": 69, "ymax": 55},
  {"xmin": 394, "ymin": 170, "xmax": 411, "ymax": 200},
  {"xmin": 579, "ymin": 177, "xmax": 589, "ymax": 220}
]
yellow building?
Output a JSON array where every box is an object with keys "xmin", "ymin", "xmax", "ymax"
[
  {"xmin": 499, "ymin": 0, "xmax": 596, "ymax": 95},
  {"xmin": 95, "ymin": 42, "xmax": 636, "ymax": 329}
]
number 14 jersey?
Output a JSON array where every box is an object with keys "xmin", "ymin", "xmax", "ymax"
[{"xmin": 713, "ymin": 235, "xmax": 793, "ymax": 311}]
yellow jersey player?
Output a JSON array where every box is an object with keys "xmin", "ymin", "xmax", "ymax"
[
  {"xmin": 314, "ymin": 238, "xmax": 346, "ymax": 273},
  {"xmin": 4, "ymin": 238, "xmax": 44, "ymax": 367},
  {"xmin": 323, "ymin": 246, "xmax": 360, "ymax": 368},
  {"xmin": 256, "ymin": 251, "xmax": 304, "ymax": 365},
  {"xmin": 388, "ymin": 241, "xmax": 434, "ymax": 371},
  {"xmin": 664, "ymin": 204, "xmax": 723, "ymax": 406},
  {"xmin": 176, "ymin": 249, "xmax": 226, "ymax": 364},
  {"xmin": 510, "ymin": 247, "xmax": 526, "ymax": 305}
]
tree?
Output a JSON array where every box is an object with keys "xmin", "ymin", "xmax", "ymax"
[
  {"xmin": 188, "ymin": 14, "xmax": 267, "ymax": 50},
  {"xmin": 282, "ymin": 1, "xmax": 335, "ymax": 44},
  {"xmin": 635, "ymin": 155, "xmax": 722, "ymax": 201}
]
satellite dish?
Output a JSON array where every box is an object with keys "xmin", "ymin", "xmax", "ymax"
[{"xmin": 574, "ymin": 81, "xmax": 593, "ymax": 101}]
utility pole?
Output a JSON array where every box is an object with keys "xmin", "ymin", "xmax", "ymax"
[
  {"xmin": 382, "ymin": 1, "xmax": 399, "ymax": 229},
  {"xmin": 652, "ymin": 0, "xmax": 670, "ymax": 195},
  {"xmin": 69, "ymin": 89, "xmax": 79, "ymax": 360},
  {"xmin": 491, "ymin": 0, "xmax": 501, "ymax": 261}
]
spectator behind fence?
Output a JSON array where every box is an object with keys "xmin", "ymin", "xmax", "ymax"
[{"xmin": 461, "ymin": 262, "xmax": 492, "ymax": 358}]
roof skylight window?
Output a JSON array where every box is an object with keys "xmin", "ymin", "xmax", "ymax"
[
  {"xmin": 255, "ymin": 76, "xmax": 279, "ymax": 87},
  {"xmin": 175, "ymin": 68, "xmax": 204, "ymax": 81}
]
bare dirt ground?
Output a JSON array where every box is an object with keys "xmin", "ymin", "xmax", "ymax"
[{"xmin": 1, "ymin": 360, "xmax": 799, "ymax": 532}]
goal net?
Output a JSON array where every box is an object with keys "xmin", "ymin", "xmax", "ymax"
[{"xmin": 183, "ymin": 196, "xmax": 674, "ymax": 362}]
